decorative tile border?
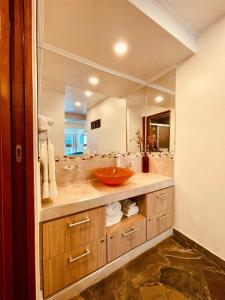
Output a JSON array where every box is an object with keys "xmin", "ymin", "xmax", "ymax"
[{"xmin": 55, "ymin": 152, "xmax": 174, "ymax": 185}]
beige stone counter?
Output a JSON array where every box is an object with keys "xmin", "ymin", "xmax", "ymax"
[{"xmin": 40, "ymin": 172, "xmax": 174, "ymax": 222}]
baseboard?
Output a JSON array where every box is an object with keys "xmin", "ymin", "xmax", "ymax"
[
  {"xmin": 173, "ymin": 229, "xmax": 225, "ymax": 270},
  {"xmin": 45, "ymin": 229, "xmax": 173, "ymax": 300}
]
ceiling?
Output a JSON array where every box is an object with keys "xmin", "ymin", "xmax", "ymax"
[
  {"xmin": 126, "ymin": 86, "xmax": 175, "ymax": 109},
  {"xmin": 161, "ymin": 0, "xmax": 225, "ymax": 33},
  {"xmin": 64, "ymin": 86, "xmax": 106, "ymax": 115},
  {"xmin": 40, "ymin": 49, "xmax": 143, "ymax": 99},
  {"xmin": 40, "ymin": 0, "xmax": 193, "ymax": 82}
]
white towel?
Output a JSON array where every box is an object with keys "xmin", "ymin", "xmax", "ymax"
[
  {"xmin": 121, "ymin": 199, "xmax": 136, "ymax": 209},
  {"xmin": 40, "ymin": 141, "xmax": 57, "ymax": 200},
  {"xmin": 106, "ymin": 202, "xmax": 123, "ymax": 227},
  {"xmin": 48, "ymin": 141, "xmax": 57, "ymax": 199},
  {"xmin": 40, "ymin": 142, "xmax": 49, "ymax": 199},
  {"xmin": 38, "ymin": 115, "xmax": 53, "ymax": 142},
  {"xmin": 123, "ymin": 206, "xmax": 139, "ymax": 218},
  {"xmin": 106, "ymin": 211, "xmax": 123, "ymax": 227}
]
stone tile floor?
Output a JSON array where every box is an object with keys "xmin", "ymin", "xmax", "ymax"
[{"xmin": 71, "ymin": 236, "xmax": 225, "ymax": 300}]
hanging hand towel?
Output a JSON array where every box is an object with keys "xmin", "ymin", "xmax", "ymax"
[
  {"xmin": 40, "ymin": 142, "xmax": 49, "ymax": 199},
  {"xmin": 48, "ymin": 141, "xmax": 57, "ymax": 199}
]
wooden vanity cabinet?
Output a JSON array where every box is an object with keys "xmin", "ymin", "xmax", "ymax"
[
  {"xmin": 138, "ymin": 187, "xmax": 174, "ymax": 239},
  {"xmin": 41, "ymin": 187, "xmax": 174, "ymax": 297},
  {"xmin": 42, "ymin": 207, "xmax": 106, "ymax": 297}
]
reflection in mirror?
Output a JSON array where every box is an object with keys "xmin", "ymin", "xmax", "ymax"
[
  {"xmin": 126, "ymin": 84, "xmax": 175, "ymax": 153},
  {"xmin": 145, "ymin": 87, "xmax": 175, "ymax": 153},
  {"xmin": 38, "ymin": 49, "xmax": 143, "ymax": 156},
  {"xmin": 39, "ymin": 48, "xmax": 176, "ymax": 156}
]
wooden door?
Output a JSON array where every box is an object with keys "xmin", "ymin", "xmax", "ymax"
[
  {"xmin": 0, "ymin": 0, "xmax": 35, "ymax": 299},
  {"xmin": 0, "ymin": 1, "xmax": 14, "ymax": 299}
]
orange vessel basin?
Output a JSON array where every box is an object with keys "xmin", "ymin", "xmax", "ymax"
[{"xmin": 94, "ymin": 167, "xmax": 134, "ymax": 186}]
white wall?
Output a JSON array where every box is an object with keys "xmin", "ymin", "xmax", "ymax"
[
  {"xmin": 39, "ymin": 89, "xmax": 65, "ymax": 156},
  {"xmin": 175, "ymin": 17, "xmax": 225, "ymax": 259},
  {"xmin": 87, "ymin": 97, "xmax": 127, "ymax": 154}
]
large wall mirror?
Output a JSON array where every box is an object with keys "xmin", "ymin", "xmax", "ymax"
[{"xmin": 38, "ymin": 1, "xmax": 177, "ymax": 157}]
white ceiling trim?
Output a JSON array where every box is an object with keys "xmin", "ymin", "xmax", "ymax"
[
  {"xmin": 155, "ymin": 0, "xmax": 199, "ymax": 36},
  {"xmin": 128, "ymin": 0, "xmax": 197, "ymax": 53},
  {"xmin": 39, "ymin": 42, "xmax": 175, "ymax": 95}
]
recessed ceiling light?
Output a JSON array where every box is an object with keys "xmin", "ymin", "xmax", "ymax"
[
  {"xmin": 85, "ymin": 90, "xmax": 92, "ymax": 97},
  {"xmin": 74, "ymin": 101, "xmax": 81, "ymax": 107},
  {"xmin": 89, "ymin": 77, "xmax": 99, "ymax": 85},
  {"xmin": 155, "ymin": 96, "xmax": 164, "ymax": 103},
  {"xmin": 114, "ymin": 41, "xmax": 128, "ymax": 56}
]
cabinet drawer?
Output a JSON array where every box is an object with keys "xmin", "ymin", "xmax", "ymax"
[
  {"xmin": 155, "ymin": 208, "xmax": 173, "ymax": 235},
  {"xmin": 43, "ymin": 207, "xmax": 105, "ymax": 260},
  {"xmin": 107, "ymin": 215, "xmax": 146, "ymax": 262},
  {"xmin": 154, "ymin": 187, "xmax": 174, "ymax": 214},
  {"xmin": 43, "ymin": 237, "xmax": 106, "ymax": 297}
]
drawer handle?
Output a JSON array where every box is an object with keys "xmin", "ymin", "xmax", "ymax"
[
  {"xmin": 157, "ymin": 214, "xmax": 167, "ymax": 221},
  {"xmin": 122, "ymin": 227, "xmax": 137, "ymax": 237},
  {"xmin": 68, "ymin": 217, "xmax": 90, "ymax": 228},
  {"xmin": 157, "ymin": 193, "xmax": 167, "ymax": 199},
  {"xmin": 68, "ymin": 248, "xmax": 91, "ymax": 263}
]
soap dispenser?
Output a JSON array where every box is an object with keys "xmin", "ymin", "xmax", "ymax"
[{"xmin": 142, "ymin": 152, "xmax": 150, "ymax": 173}]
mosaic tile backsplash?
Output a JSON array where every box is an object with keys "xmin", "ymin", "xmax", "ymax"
[{"xmin": 55, "ymin": 152, "xmax": 174, "ymax": 186}]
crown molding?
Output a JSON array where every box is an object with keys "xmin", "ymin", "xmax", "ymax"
[{"xmin": 128, "ymin": 0, "xmax": 197, "ymax": 53}]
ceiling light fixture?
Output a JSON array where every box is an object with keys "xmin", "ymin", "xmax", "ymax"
[
  {"xmin": 114, "ymin": 41, "xmax": 128, "ymax": 56},
  {"xmin": 89, "ymin": 77, "xmax": 99, "ymax": 85},
  {"xmin": 85, "ymin": 90, "xmax": 92, "ymax": 97},
  {"xmin": 155, "ymin": 96, "xmax": 164, "ymax": 103},
  {"xmin": 74, "ymin": 101, "xmax": 81, "ymax": 107}
]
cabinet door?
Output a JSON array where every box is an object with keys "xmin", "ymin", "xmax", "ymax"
[
  {"xmin": 155, "ymin": 208, "xmax": 173, "ymax": 235},
  {"xmin": 154, "ymin": 187, "xmax": 174, "ymax": 214},
  {"xmin": 107, "ymin": 230, "xmax": 120, "ymax": 263},
  {"xmin": 43, "ymin": 237, "xmax": 106, "ymax": 297},
  {"xmin": 43, "ymin": 207, "xmax": 105, "ymax": 260},
  {"xmin": 146, "ymin": 216, "xmax": 157, "ymax": 240}
]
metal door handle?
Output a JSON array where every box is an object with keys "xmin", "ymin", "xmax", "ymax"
[
  {"xmin": 122, "ymin": 227, "xmax": 137, "ymax": 237},
  {"xmin": 68, "ymin": 217, "xmax": 90, "ymax": 228},
  {"xmin": 68, "ymin": 248, "xmax": 91, "ymax": 263}
]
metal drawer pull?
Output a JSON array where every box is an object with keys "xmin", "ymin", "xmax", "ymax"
[
  {"xmin": 157, "ymin": 193, "xmax": 167, "ymax": 199},
  {"xmin": 157, "ymin": 214, "xmax": 167, "ymax": 221},
  {"xmin": 122, "ymin": 227, "xmax": 137, "ymax": 237},
  {"xmin": 68, "ymin": 217, "xmax": 90, "ymax": 228},
  {"xmin": 68, "ymin": 248, "xmax": 91, "ymax": 263}
]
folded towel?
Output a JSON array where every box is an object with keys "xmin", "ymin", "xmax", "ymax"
[
  {"xmin": 121, "ymin": 199, "xmax": 136, "ymax": 209},
  {"xmin": 106, "ymin": 202, "xmax": 121, "ymax": 216},
  {"xmin": 106, "ymin": 211, "xmax": 123, "ymax": 227},
  {"xmin": 123, "ymin": 206, "xmax": 139, "ymax": 218}
]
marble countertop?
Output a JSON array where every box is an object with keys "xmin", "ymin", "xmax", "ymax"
[{"xmin": 40, "ymin": 172, "xmax": 174, "ymax": 222}]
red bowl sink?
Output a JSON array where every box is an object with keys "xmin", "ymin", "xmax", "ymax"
[{"xmin": 94, "ymin": 167, "xmax": 134, "ymax": 186}]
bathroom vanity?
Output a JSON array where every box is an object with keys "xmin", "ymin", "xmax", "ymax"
[{"xmin": 40, "ymin": 173, "xmax": 174, "ymax": 298}]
